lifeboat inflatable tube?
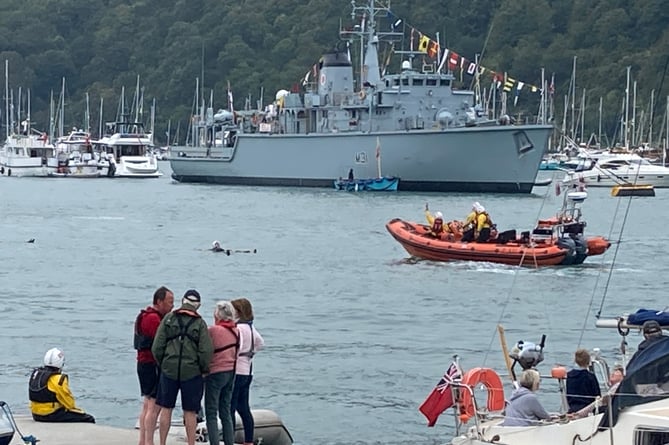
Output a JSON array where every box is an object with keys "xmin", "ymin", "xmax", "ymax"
[
  {"xmin": 195, "ymin": 409, "xmax": 293, "ymax": 445},
  {"xmin": 458, "ymin": 367, "xmax": 505, "ymax": 423},
  {"xmin": 587, "ymin": 236, "xmax": 610, "ymax": 255}
]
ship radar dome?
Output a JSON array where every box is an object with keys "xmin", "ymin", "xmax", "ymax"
[{"xmin": 401, "ymin": 60, "xmax": 411, "ymax": 71}]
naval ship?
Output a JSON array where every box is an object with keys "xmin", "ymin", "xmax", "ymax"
[{"xmin": 169, "ymin": 1, "xmax": 553, "ymax": 193}]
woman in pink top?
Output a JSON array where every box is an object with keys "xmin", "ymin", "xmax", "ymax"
[
  {"xmin": 204, "ymin": 301, "xmax": 239, "ymax": 445},
  {"xmin": 230, "ymin": 298, "xmax": 264, "ymax": 445}
]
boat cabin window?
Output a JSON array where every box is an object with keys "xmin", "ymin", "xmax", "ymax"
[
  {"xmin": 413, "ymin": 78, "xmax": 424, "ymax": 86},
  {"xmin": 440, "ymin": 79, "xmax": 451, "ymax": 86},
  {"xmin": 402, "ymin": 78, "xmax": 409, "ymax": 86},
  {"xmin": 393, "ymin": 78, "xmax": 400, "ymax": 86},
  {"xmin": 633, "ymin": 427, "xmax": 669, "ymax": 445},
  {"xmin": 427, "ymin": 78, "xmax": 438, "ymax": 86}
]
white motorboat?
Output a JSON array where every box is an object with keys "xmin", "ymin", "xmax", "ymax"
[
  {"xmin": 50, "ymin": 129, "xmax": 106, "ymax": 178},
  {"xmin": 562, "ymin": 152, "xmax": 669, "ymax": 188},
  {"xmin": 93, "ymin": 120, "xmax": 162, "ymax": 178},
  {"xmin": 0, "ymin": 131, "xmax": 56, "ymax": 177}
]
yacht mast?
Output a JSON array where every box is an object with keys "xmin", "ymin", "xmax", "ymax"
[
  {"xmin": 4, "ymin": 60, "xmax": 8, "ymax": 139},
  {"xmin": 624, "ymin": 66, "xmax": 630, "ymax": 149}
]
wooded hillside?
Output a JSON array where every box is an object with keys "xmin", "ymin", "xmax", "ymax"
[{"xmin": 0, "ymin": 0, "xmax": 667, "ymax": 145}]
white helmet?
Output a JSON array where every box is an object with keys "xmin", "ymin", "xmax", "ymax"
[
  {"xmin": 212, "ymin": 240, "xmax": 221, "ymax": 249},
  {"xmin": 434, "ymin": 211, "xmax": 443, "ymax": 219},
  {"xmin": 44, "ymin": 348, "xmax": 65, "ymax": 369}
]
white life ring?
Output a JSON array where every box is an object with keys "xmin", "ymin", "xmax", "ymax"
[
  {"xmin": 359, "ymin": 90, "xmax": 366, "ymax": 100},
  {"xmin": 320, "ymin": 73, "xmax": 326, "ymax": 85}
]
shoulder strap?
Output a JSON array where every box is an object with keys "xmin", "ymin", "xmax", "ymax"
[{"xmin": 214, "ymin": 326, "xmax": 240, "ymax": 353}]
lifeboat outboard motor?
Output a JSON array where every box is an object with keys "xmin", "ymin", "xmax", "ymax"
[{"xmin": 557, "ymin": 237, "xmax": 577, "ymax": 265}]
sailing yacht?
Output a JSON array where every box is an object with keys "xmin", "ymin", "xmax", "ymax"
[{"xmin": 446, "ymin": 314, "xmax": 669, "ymax": 445}]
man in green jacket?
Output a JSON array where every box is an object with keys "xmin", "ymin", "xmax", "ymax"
[{"xmin": 146, "ymin": 289, "xmax": 213, "ymax": 445}]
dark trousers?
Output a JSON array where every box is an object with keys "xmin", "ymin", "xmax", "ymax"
[
  {"xmin": 33, "ymin": 408, "xmax": 95, "ymax": 423},
  {"xmin": 477, "ymin": 227, "xmax": 491, "ymax": 243},
  {"xmin": 461, "ymin": 228, "xmax": 475, "ymax": 242},
  {"xmin": 230, "ymin": 374, "xmax": 254, "ymax": 443}
]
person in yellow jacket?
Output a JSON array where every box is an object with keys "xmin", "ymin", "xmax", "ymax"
[
  {"xmin": 474, "ymin": 203, "xmax": 494, "ymax": 242},
  {"xmin": 424, "ymin": 203, "xmax": 448, "ymax": 237},
  {"xmin": 461, "ymin": 202, "xmax": 481, "ymax": 242},
  {"xmin": 28, "ymin": 348, "xmax": 95, "ymax": 423}
]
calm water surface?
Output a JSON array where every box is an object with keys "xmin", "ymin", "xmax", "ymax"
[{"xmin": 1, "ymin": 165, "xmax": 666, "ymax": 444}]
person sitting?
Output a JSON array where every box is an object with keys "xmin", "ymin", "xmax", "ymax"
[
  {"xmin": 566, "ymin": 348, "xmax": 601, "ymax": 413},
  {"xmin": 424, "ymin": 203, "xmax": 447, "ymax": 238},
  {"xmin": 628, "ymin": 320, "xmax": 668, "ymax": 366},
  {"xmin": 473, "ymin": 203, "xmax": 494, "ymax": 243},
  {"xmin": 29, "ymin": 348, "xmax": 95, "ymax": 423},
  {"xmin": 571, "ymin": 365, "xmax": 625, "ymax": 419},
  {"xmin": 461, "ymin": 202, "xmax": 481, "ymax": 242},
  {"xmin": 608, "ymin": 365, "xmax": 625, "ymax": 386},
  {"xmin": 501, "ymin": 369, "xmax": 552, "ymax": 426}
]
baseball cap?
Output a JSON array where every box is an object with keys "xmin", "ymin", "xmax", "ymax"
[
  {"xmin": 642, "ymin": 320, "xmax": 662, "ymax": 335},
  {"xmin": 183, "ymin": 289, "xmax": 201, "ymax": 304}
]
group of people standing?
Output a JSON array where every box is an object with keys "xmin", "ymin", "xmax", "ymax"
[
  {"xmin": 425, "ymin": 201, "xmax": 494, "ymax": 242},
  {"xmin": 135, "ymin": 286, "xmax": 264, "ymax": 445}
]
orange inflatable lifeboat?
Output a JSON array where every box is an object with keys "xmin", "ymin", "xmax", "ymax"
[{"xmin": 386, "ymin": 192, "xmax": 610, "ymax": 267}]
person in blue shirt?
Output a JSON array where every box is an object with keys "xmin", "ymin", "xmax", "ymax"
[{"xmin": 566, "ymin": 348, "xmax": 601, "ymax": 413}]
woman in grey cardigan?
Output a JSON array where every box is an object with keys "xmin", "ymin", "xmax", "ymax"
[{"xmin": 501, "ymin": 369, "xmax": 552, "ymax": 426}]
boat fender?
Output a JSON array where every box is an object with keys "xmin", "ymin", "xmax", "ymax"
[{"xmin": 358, "ymin": 90, "xmax": 366, "ymax": 100}]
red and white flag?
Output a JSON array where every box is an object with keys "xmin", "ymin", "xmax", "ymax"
[{"xmin": 418, "ymin": 361, "xmax": 462, "ymax": 427}]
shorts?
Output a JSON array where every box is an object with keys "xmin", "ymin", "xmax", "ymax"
[
  {"xmin": 155, "ymin": 373, "xmax": 203, "ymax": 412},
  {"xmin": 137, "ymin": 362, "xmax": 160, "ymax": 398}
]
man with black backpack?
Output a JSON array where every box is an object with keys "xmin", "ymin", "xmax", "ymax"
[{"xmin": 148, "ymin": 289, "xmax": 213, "ymax": 445}]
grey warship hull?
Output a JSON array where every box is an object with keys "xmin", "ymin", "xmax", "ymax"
[{"xmin": 170, "ymin": 125, "xmax": 551, "ymax": 193}]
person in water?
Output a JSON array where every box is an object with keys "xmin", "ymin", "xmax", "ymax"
[
  {"xmin": 211, "ymin": 240, "xmax": 231, "ymax": 255},
  {"xmin": 29, "ymin": 348, "xmax": 95, "ymax": 423}
]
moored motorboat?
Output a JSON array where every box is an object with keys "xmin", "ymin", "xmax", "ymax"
[{"xmin": 386, "ymin": 191, "xmax": 610, "ymax": 266}]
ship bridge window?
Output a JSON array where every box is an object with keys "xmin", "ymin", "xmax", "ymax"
[
  {"xmin": 393, "ymin": 78, "xmax": 400, "ymax": 86},
  {"xmin": 413, "ymin": 78, "xmax": 424, "ymax": 86},
  {"xmin": 427, "ymin": 79, "xmax": 437, "ymax": 86},
  {"xmin": 402, "ymin": 78, "xmax": 409, "ymax": 86},
  {"xmin": 440, "ymin": 79, "xmax": 451, "ymax": 86}
]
